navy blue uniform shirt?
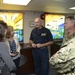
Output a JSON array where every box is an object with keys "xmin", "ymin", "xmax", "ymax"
[{"xmin": 30, "ymin": 26, "xmax": 53, "ymax": 44}]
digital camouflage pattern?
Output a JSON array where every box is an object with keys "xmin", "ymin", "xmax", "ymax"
[{"xmin": 49, "ymin": 36, "xmax": 75, "ymax": 75}]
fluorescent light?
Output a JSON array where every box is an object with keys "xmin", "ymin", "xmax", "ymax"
[
  {"xmin": 3, "ymin": 0, "xmax": 31, "ymax": 5},
  {"xmin": 69, "ymin": 7, "xmax": 75, "ymax": 9}
]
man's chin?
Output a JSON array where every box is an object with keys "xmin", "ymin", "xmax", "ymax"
[{"xmin": 35, "ymin": 26, "xmax": 39, "ymax": 28}]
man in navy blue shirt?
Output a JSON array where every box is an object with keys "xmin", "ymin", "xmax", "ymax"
[{"xmin": 29, "ymin": 17, "xmax": 53, "ymax": 75}]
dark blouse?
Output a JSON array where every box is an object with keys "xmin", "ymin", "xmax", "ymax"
[{"xmin": 9, "ymin": 40, "xmax": 16, "ymax": 53}]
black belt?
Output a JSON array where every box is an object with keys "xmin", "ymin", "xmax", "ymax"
[
  {"xmin": 40, "ymin": 46, "xmax": 47, "ymax": 49},
  {"xmin": 35, "ymin": 46, "xmax": 47, "ymax": 49}
]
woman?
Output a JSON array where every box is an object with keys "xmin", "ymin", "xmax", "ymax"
[
  {"xmin": 0, "ymin": 20, "xmax": 16, "ymax": 75},
  {"xmin": 49, "ymin": 16, "xmax": 75, "ymax": 75},
  {"xmin": 5, "ymin": 26, "xmax": 21, "ymax": 75}
]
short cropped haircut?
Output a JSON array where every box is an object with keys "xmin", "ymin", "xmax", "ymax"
[{"xmin": 66, "ymin": 16, "xmax": 75, "ymax": 23}]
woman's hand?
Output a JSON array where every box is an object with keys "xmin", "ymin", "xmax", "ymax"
[{"xmin": 10, "ymin": 52, "xmax": 18, "ymax": 57}]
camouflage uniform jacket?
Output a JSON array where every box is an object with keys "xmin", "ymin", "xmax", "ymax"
[{"xmin": 49, "ymin": 37, "xmax": 75, "ymax": 75}]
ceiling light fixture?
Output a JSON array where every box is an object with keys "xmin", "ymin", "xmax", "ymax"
[
  {"xmin": 69, "ymin": 7, "xmax": 75, "ymax": 10},
  {"xmin": 3, "ymin": 0, "xmax": 31, "ymax": 5}
]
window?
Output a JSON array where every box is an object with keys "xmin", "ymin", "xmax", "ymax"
[{"xmin": 0, "ymin": 12, "xmax": 23, "ymax": 42}]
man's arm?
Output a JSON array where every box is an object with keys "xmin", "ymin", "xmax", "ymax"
[
  {"xmin": 29, "ymin": 40, "xmax": 36, "ymax": 48},
  {"xmin": 36, "ymin": 41, "xmax": 53, "ymax": 48}
]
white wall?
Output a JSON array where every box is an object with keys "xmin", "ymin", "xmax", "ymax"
[{"xmin": 23, "ymin": 12, "xmax": 44, "ymax": 43}]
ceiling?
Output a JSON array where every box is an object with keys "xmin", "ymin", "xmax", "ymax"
[{"xmin": 0, "ymin": 0, "xmax": 75, "ymax": 14}]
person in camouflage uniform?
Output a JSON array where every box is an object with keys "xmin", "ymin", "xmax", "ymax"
[{"xmin": 49, "ymin": 16, "xmax": 75, "ymax": 75}]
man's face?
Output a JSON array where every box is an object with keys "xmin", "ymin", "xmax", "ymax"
[
  {"xmin": 34, "ymin": 18, "xmax": 42, "ymax": 28},
  {"xmin": 65, "ymin": 18, "xmax": 74, "ymax": 32}
]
